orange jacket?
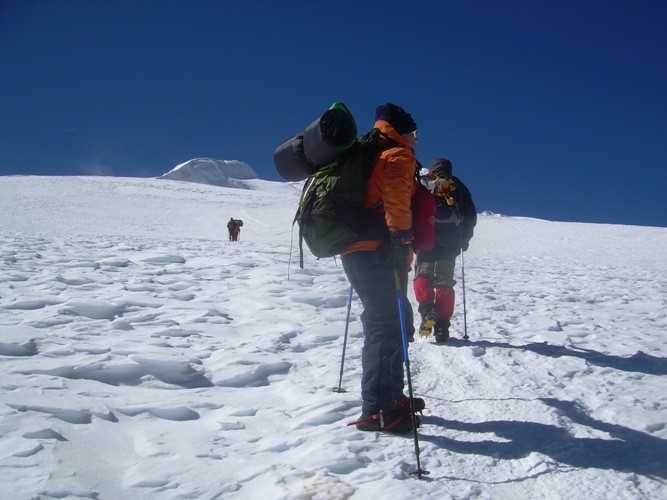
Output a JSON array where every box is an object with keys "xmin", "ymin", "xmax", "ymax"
[{"xmin": 342, "ymin": 119, "xmax": 417, "ymax": 255}]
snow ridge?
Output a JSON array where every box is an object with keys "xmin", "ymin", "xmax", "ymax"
[{"xmin": 159, "ymin": 157, "xmax": 258, "ymax": 188}]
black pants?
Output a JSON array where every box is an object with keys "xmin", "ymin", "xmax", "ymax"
[{"xmin": 342, "ymin": 249, "xmax": 414, "ymax": 413}]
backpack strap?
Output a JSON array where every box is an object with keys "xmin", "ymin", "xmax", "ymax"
[{"xmin": 293, "ymin": 182, "xmax": 308, "ymax": 269}]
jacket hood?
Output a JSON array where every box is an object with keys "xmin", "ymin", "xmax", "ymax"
[{"xmin": 374, "ymin": 120, "xmax": 410, "ymax": 148}]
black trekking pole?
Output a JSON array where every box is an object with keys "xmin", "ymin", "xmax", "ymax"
[
  {"xmin": 333, "ymin": 285, "xmax": 354, "ymax": 393},
  {"xmin": 394, "ymin": 269, "xmax": 429, "ymax": 479},
  {"xmin": 460, "ymin": 248, "xmax": 469, "ymax": 341}
]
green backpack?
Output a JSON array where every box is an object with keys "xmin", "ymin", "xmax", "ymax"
[{"xmin": 295, "ymin": 127, "xmax": 397, "ymax": 266}]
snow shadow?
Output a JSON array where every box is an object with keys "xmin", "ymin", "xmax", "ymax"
[
  {"xmin": 0, "ymin": 339, "xmax": 38, "ymax": 356},
  {"xmin": 19, "ymin": 358, "xmax": 213, "ymax": 388},
  {"xmin": 446, "ymin": 339, "xmax": 667, "ymax": 376},
  {"xmin": 421, "ymin": 397, "xmax": 667, "ymax": 479}
]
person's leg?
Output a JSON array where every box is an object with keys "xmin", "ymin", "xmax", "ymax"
[
  {"xmin": 343, "ymin": 251, "xmax": 405, "ymax": 414},
  {"xmin": 413, "ymin": 249, "xmax": 436, "ymax": 304},
  {"xmin": 414, "ymin": 249, "xmax": 438, "ymax": 336},
  {"xmin": 433, "ymin": 254, "xmax": 457, "ymax": 339}
]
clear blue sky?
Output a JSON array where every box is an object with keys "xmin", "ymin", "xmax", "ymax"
[{"xmin": 2, "ymin": 1, "xmax": 666, "ymax": 227}]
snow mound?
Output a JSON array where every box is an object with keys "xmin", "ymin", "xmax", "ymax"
[{"xmin": 159, "ymin": 158, "xmax": 259, "ymax": 188}]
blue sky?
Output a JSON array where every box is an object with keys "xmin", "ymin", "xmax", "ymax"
[{"xmin": 1, "ymin": 1, "xmax": 666, "ymax": 227}]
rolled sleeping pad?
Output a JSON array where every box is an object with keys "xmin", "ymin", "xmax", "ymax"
[
  {"xmin": 274, "ymin": 133, "xmax": 316, "ymax": 182},
  {"xmin": 302, "ymin": 102, "xmax": 357, "ymax": 167}
]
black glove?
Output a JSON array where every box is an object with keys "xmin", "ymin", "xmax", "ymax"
[
  {"xmin": 461, "ymin": 241, "xmax": 469, "ymax": 252},
  {"xmin": 390, "ymin": 230, "xmax": 413, "ymax": 270}
]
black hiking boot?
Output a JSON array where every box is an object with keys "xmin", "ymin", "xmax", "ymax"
[
  {"xmin": 418, "ymin": 302, "xmax": 437, "ymax": 337},
  {"xmin": 394, "ymin": 394, "xmax": 426, "ymax": 414},
  {"xmin": 434, "ymin": 319, "xmax": 450, "ymax": 343}
]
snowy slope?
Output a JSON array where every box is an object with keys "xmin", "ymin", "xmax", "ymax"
[{"xmin": 1, "ymin": 175, "xmax": 666, "ymax": 499}]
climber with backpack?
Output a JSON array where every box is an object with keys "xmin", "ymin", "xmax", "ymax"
[
  {"xmin": 413, "ymin": 158, "xmax": 477, "ymax": 342},
  {"xmin": 274, "ymin": 102, "xmax": 425, "ymax": 434},
  {"xmin": 227, "ymin": 217, "xmax": 242, "ymax": 241},
  {"xmin": 338, "ymin": 103, "xmax": 425, "ymax": 433}
]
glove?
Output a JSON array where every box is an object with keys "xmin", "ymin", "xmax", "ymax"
[
  {"xmin": 461, "ymin": 241, "xmax": 469, "ymax": 252},
  {"xmin": 390, "ymin": 230, "xmax": 413, "ymax": 270}
]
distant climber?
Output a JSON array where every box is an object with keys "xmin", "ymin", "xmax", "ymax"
[{"xmin": 227, "ymin": 218, "xmax": 243, "ymax": 241}]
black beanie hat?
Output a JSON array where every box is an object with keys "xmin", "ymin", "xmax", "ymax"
[
  {"xmin": 431, "ymin": 157, "xmax": 453, "ymax": 177},
  {"xmin": 375, "ymin": 103, "xmax": 417, "ymax": 135}
]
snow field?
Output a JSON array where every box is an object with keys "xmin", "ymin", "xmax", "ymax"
[{"xmin": 1, "ymin": 175, "xmax": 666, "ymax": 499}]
